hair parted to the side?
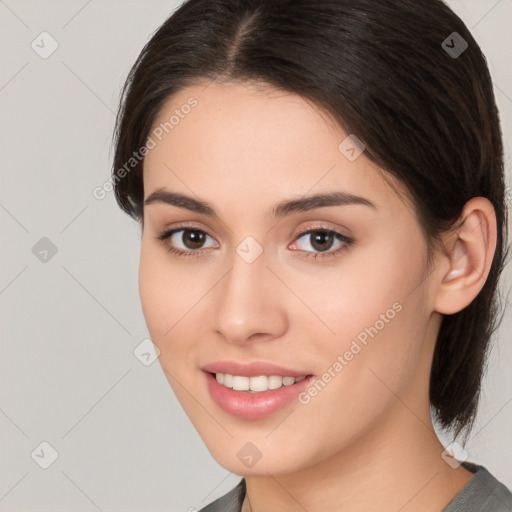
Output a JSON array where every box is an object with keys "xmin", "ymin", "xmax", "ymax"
[{"xmin": 111, "ymin": 0, "xmax": 509, "ymax": 439}]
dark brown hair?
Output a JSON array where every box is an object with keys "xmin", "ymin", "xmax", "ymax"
[{"xmin": 111, "ymin": 0, "xmax": 509, "ymax": 438}]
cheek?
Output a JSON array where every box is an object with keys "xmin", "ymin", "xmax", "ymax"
[
  {"xmin": 288, "ymin": 299, "xmax": 428, "ymax": 464},
  {"xmin": 139, "ymin": 243, "xmax": 198, "ymax": 336},
  {"xmin": 293, "ymin": 237, "xmax": 430, "ymax": 395},
  {"xmin": 310, "ymin": 260, "xmax": 429, "ymax": 424},
  {"xmin": 138, "ymin": 244, "xmax": 192, "ymax": 365},
  {"xmin": 288, "ymin": 240, "xmax": 420, "ymax": 344},
  {"xmin": 138, "ymin": 242, "xmax": 217, "ymax": 377},
  {"xmin": 138, "ymin": 248, "xmax": 169, "ymax": 338}
]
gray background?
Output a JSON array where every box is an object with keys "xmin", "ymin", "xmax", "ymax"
[{"xmin": 1, "ymin": 1, "xmax": 511, "ymax": 510}]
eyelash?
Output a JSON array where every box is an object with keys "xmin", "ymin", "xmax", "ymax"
[{"xmin": 153, "ymin": 224, "xmax": 355, "ymax": 261}]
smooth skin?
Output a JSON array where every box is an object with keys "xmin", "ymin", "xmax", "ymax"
[{"xmin": 139, "ymin": 80, "xmax": 496, "ymax": 512}]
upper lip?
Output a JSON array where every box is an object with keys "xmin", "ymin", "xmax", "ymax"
[{"xmin": 202, "ymin": 360, "xmax": 312, "ymax": 378}]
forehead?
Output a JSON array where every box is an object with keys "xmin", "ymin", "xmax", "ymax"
[{"xmin": 142, "ymin": 81, "xmax": 409, "ymax": 217}]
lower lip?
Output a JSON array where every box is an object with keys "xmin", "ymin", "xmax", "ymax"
[{"xmin": 204, "ymin": 372, "xmax": 315, "ymax": 420}]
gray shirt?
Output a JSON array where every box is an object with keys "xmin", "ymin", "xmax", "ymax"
[{"xmin": 198, "ymin": 462, "xmax": 512, "ymax": 511}]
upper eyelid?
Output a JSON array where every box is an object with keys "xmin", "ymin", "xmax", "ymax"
[
  {"xmin": 161, "ymin": 219, "xmax": 347, "ymax": 235},
  {"xmin": 295, "ymin": 223, "xmax": 343, "ymax": 235},
  {"xmin": 161, "ymin": 222, "xmax": 215, "ymax": 238},
  {"xmin": 161, "ymin": 222, "xmax": 345, "ymax": 236}
]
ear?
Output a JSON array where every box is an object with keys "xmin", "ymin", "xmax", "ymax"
[{"xmin": 433, "ymin": 197, "xmax": 497, "ymax": 315}]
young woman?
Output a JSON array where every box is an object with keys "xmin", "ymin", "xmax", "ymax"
[{"xmin": 111, "ymin": 0, "xmax": 512, "ymax": 510}]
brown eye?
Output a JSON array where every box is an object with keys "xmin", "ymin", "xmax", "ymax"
[
  {"xmin": 155, "ymin": 227, "xmax": 218, "ymax": 256},
  {"xmin": 180, "ymin": 229, "xmax": 207, "ymax": 249},
  {"xmin": 294, "ymin": 229, "xmax": 351, "ymax": 253},
  {"xmin": 309, "ymin": 231, "xmax": 335, "ymax": 252}
]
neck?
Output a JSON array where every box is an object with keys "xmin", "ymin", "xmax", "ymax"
[{"xmin": 241, "ymin": 404, "xmax": 474, "ymax": 512}]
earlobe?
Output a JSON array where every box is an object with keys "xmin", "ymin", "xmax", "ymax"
[{"xmin": 434, "ymin": 197, "xmax": 497, "ymax": 315}]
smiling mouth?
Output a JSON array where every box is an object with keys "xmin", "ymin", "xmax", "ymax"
[{"xmin": 208, "ymin": 372, "xmax": 312, "ymax": 393}]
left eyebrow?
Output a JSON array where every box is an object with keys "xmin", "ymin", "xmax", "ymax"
[
  {"xmin": 143, "ymin": 188, "xmax": 377, "ymax": 218},
  {"xmin": 270, "ymin": 191, "xmax": 377, "ymax": 218}
]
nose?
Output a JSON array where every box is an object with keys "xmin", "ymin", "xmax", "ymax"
[{"xmin": 212, "ymin": 248, "xmax": 289, "ymax": 345}]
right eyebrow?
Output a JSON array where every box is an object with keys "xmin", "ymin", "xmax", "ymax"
[{"xmin": 144, "ymin": 189, "xmax": 218, "ymax": 217}]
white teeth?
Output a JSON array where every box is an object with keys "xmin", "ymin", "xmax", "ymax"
[
  {"xmin": 232, "ymin": 376, "xmax": 249, "ymax": 391},
  {"xmin": 249, "ymin": 375, "xmax": 268, "ymax": 391},
  {"xmin": 223, "ymin": 373, "xmax": 234, "ymax": 388},
  {"xmin": 214, "ymin": 373, "xmax": 307, "ymax": 392},
  {"xmin": 268, "ymin": 375, "xmax": 283, "ymax": 389},
  {"xmin": 282, "ymin": 376, "xmax": 296, "ymax": 386}
]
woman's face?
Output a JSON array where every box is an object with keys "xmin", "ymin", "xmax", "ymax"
[{"xmin": 139, "ymin": 81, "xmax": 442, "ymax": 475}]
